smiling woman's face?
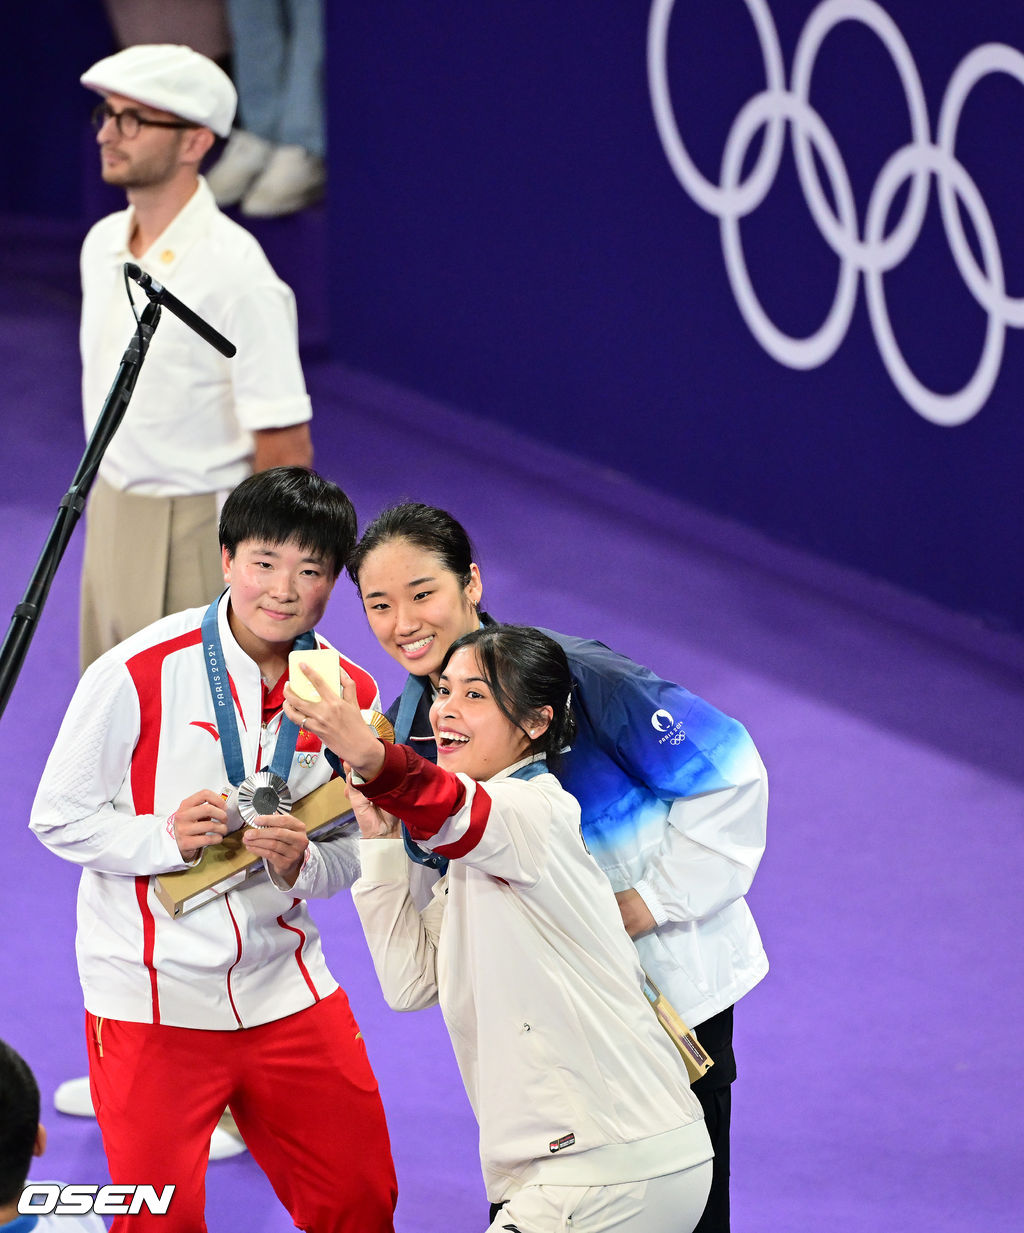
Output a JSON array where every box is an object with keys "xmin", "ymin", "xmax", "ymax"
[
  {"xmin": 358, "ymin": 539, "xmax": 482, "ymax": 686},
  {"xmin": 428, "ymin": 647, "xmax": 531, "ymax": 780},
  {"xmin": 223, "ymin": 538, "xmax": 335, "ymax": 666}
]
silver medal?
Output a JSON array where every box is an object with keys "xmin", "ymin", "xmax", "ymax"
[{"xmin": 224, "ymin": 770, "xmax": 293, "ymax": 832}]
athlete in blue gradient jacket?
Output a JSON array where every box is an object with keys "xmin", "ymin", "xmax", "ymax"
[{"xmin": 347, "ymin": 503, "xmax": 769, "ymax": 1233}]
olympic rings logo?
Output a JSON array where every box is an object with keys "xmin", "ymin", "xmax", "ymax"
[{"xmin": 647, "ymin": 0, "xmax": 1024, "ymax": 426}]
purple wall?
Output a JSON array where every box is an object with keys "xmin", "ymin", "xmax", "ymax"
[
  {"xmin": 6, "ymin": 3, "xmax": 1023, "ymax": 632},
  {"xmin": 1, "ymin": 5, "xmax": 114, "ymax": 219},
  {"xmin": 325, "ymin": 1, "xmax": 1024, "ymax": 633}
]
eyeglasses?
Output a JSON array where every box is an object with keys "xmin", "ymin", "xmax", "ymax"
[{"xmin": 91, "ymin": 102, "xmax": 198, "ymax": 140}]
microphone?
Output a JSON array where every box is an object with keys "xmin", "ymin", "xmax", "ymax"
[{"xmin": 124, "ymin": 263, "xmax": 237, "ymax": 358}]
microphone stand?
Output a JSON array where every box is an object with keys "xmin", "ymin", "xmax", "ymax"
[{"xmin": 0, "ymin": 300, "xmax": 162, "ymax": 718}]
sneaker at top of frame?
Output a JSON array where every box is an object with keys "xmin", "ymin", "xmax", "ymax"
[
  {"xmin": 240, "ymin": 145, "xmax": 326, "ymax": 218},
  {"xmin": 206, "ymin": 129, "xmax": 274, "ymax": 207}
]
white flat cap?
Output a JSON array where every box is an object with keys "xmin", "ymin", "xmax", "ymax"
[{"xmin": 81, "ymin": 44, "xmax": 236, "ymax": 138}]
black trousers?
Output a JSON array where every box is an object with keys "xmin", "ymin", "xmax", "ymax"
[
  {"xmin": 690, "ymin": 1005, "xmax": 735, "ymax": 1233},
  {"xmin": 487, "ymin": 1005, "xmax": 736, "ymax": 1233}
]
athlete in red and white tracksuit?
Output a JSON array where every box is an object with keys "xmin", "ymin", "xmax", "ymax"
[{"xmin": 30, "ymin": 592, "xmax": 397, "ymax": 1233}]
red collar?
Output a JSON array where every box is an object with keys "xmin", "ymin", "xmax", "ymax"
[{"xmin": 261, "ymin": 672, "xmax": 287, "ymax": 726}]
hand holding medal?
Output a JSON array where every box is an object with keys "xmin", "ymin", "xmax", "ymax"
[
  {"xmin": 171, "ymin": 788, "xmax": 230, "ymax": 863},
  {"xmin": 240, "ymin": 804, "xmax": 310, "ymax": 887},
  {"xmin": 169, "ymin": 601, "xmax": 396, "ymax": 907}
]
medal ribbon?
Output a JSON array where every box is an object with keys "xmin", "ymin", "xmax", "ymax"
[{"xmin": 201, "ymin": 595, "xmax": 316, "ymax": 787}]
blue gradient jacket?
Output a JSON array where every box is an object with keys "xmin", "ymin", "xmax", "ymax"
[{"xmin": 385, "ymin": 627, "xmax": 768, "ymax": 1027}]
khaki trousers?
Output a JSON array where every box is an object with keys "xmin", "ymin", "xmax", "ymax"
[{"xmin": 79, "ymin": 478, "xmax": 224, "ymax": 672}]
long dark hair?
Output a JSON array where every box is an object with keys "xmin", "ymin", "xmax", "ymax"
[{"xmin": 439, "ymin": 624, "xmax": 575, "ymax": 767}]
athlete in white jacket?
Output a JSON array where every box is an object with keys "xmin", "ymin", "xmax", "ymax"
[
  {"xmin": 30, "ymin": 469, "xmax": 397, "ymax": 1233},
  {"xmin": 31, "ymin": 594, "xmax": 372, "ymax": 1025},
  {"xmin": 286, "ymin": 622, "xmax": 714, "ymax": 1233}
]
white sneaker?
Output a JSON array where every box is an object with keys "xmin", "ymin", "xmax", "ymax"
[
  {"xmin": 206, "ymin": 129, "xmax": 274, "ymax": 206},
  {"xmin": 209, "ymin": 1110, "xmax": 248, "ymax": 1160},
  {"xmin": 241, "ymin": 145, "xmax": 326, "ymax": 217},
  {"xmin": 54, "ymin": 1076, "xmax": 95, "ymax": 1117}
]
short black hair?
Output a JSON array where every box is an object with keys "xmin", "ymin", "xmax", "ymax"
[
  {"xmin": 439, "ymin": 624, "xmax": 576, "ymax": 768},
  {"xmin": 0, "ymin": 1039, "xmax": 40, "ymax": 1206},
  {"xmin": 219, "ymin": 467, "xmax": 357, "ymax": 578},
  {"xmin": 347, "ymin": 502, "xmax": 475, "ymax": 593}
]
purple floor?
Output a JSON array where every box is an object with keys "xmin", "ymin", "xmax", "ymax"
[{"xmin": 1, "ymin": 215, "xmax": 1023, "ymax": 1231}]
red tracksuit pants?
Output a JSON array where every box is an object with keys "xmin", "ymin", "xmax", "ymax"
[{"xmin": 86, "ymin": 989, "xmax": 397, "ymax": 1232}]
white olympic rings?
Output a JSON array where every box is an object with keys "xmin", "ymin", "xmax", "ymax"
[{"xmin": 647, "ymin": 0, "xmax": 1024, "ymax": 426}]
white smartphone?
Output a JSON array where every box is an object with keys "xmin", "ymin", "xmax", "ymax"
[{"xmin": 287, "ymin": 649, "xmax": 341, "ymax": 702}]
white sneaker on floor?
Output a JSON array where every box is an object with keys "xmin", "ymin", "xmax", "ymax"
[
  {"xmin": 206, "ymin": 129, "xmax": 274, "ymax": 206},
  {"xmin": 241, "ymin": 145, "xmax": 326, "ymax": 217},
  {"xmin": 209, "ymin": 1110, "xmax": 248, "ymax": 1160},
  {"xmin": 54, "ymin": 1076, "xmax": 94, "ymax": 1117}
]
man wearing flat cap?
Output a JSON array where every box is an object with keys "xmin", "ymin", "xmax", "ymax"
[{"xmin": 77, "ymin": 43, "xmax": 315, "ymax": 672}]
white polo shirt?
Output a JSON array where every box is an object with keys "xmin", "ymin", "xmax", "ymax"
[{"xmin": 80, "ymin": 177, "xmax": 312, "ymax": 497}]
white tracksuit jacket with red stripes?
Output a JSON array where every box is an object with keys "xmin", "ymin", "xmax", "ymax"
[
  {"xmin": 30, "ymin": 593, "xmax": 379, "ymax": 1030},
  {"xmin": 352, "ymin": 745, "xmax": 712, "ymax": 1203}
]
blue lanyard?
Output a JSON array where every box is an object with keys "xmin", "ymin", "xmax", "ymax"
[
  {"xmin": 394, "ymin": 673, "xmax": 430, "ymax": 744},
  {"xmin": 200, "ymin": 595, "xmax": 316, "ymax": 787},
  {"xmin": 509, "ymin": 758, "xmax": 549, "ymax": 782}
]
